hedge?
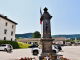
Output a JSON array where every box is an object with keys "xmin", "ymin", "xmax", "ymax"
[{"xmin": 0, "ymin": 40, "xmax": 31, "ymax": 49}]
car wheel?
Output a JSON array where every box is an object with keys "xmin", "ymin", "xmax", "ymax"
[
  {"xmin": 33, "ymin": 51, "xmax": 38, "ymax": 55},
  {"xmin": 4, "ymin": 48, "xmax": 7, "ymax": 51},
  {"xmin": 53, "ymin": 50, "xmax": 56, "ymax": 53},
  {"xmin": 59, "ymin": 49, "xmax": 60, "ymax": 51},
  {"xmin": 28, "ymin": 46, "xmax": 31, "ymax": 48}
]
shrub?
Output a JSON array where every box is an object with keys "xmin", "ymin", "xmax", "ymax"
[
  {"xmin": 0, "ymin": 40, "xmax": 31, "ymax": 49},
  {"xmin": 0, "ymin": 40, "xmax": 19, "ymax": 49},
  {"xmin": 71, "ymin": 41, "xmax": 75, "ymax": 44}
]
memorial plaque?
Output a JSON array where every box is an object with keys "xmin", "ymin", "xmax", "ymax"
[{"xmin": 44, "ymin": 43, "xmax": 50, "ymax": 50}]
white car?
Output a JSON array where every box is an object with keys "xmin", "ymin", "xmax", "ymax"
[
  {"xmin": 31, "ymin": 47, "xmax": 41, "ymax": 55},
  {"xmin": 52, "ymin": 45, "xmax": 59, "ymax": 53},
  {"xmin": 32, "ymin": 45, "xmax": 59, "ymax": 55},
  {"xmin": 0, "ymin": 44, "xmax": 13, "ymax": 51}
]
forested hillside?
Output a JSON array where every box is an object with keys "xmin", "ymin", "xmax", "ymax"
[{"xmin": 15, "ymin": 33, "xmax": 80, "ymax": 38}]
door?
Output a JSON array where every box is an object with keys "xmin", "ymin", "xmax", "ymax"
[{"xmin": 0, "ymin": 45, "xmax": 2, "ymax": 50}]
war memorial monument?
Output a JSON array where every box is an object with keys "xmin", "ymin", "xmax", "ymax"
[{"xmin": 39, "ymin": 7, "xmax": 57, "ymax": 60}]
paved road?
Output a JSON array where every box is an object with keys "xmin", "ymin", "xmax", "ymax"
[
  {"xmin": 0, "ymin": 48, "xmax": 40, "ymax": 60},
  {"xmin": 0, "ymin": 46, "xmax": 80, "ymax": 60},
  {"xmin": 57, "ymin": 46, "xmax": 80, "ymax": 60}
]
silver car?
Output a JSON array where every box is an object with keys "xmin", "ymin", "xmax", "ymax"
[{"xmin": 0, "ymin": 44, "xmax": 13, "ymax": 51}]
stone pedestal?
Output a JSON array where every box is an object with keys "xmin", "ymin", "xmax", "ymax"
[{"xmin": 39, "ymin": 38, "xmax": 57, "ymax": 60}]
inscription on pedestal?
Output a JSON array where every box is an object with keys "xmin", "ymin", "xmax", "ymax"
[
  {"xmin": 44, "ymin": 33, "xmax": 46, "ymax": 34},
  {"xmin": 48, "ymin": 33, "xmax": 50, "ymax": 34},
  {"xmin": 44, "ymin": 43, "xmax": 50, "ymax": 50}
]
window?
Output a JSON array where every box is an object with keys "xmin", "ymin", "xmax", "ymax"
[
  {"xmin": 4, "ymin": 29, "xmax": 7, "ymax": 34},
  {"xmin": 35, "ymin": 42, "xmax": 37, "ymax": 44},
  {"xmin": 5, "ymin": 22, "xmax": 7, "ymax": 26},
  {"xmin": 11, "ymin": 31, "xmax": 13, "ymax": 36},
  {"xmin": 4, "ymin": 37, "xmax": 6, "ymax": 40},
  {"xmin": 1, "ymin": 45, "xmax": 6, "ymax": 46},
  {"xmin": 28, "ymin": 42, "xmax": 31, "ymax": 44},
  {"xmin": 30, "ymin": 42, "xmax": 31, "ymax": 44},
  {"xmin": 11, "ymin": 38, "xmax": 12, "ymax": 41},
  {"xmin": 12, "ymin": 25, "xmax": 14, "ymax": 28},
  {"xmin": 54, "ymin": 46, "xmax": 58, "ymax": 49}
]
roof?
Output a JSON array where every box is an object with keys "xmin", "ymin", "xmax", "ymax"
[
  {"xmin": 52, "ymin": 37, "xmax": 66, "ymax": 41},
  {"xmin": 18, "ymin": 37, "xmax": 67, "ymax": 42},
  {"xmin": 0, "ymin": 14, "xmax": 17, "ymax": 25},
  {"xmin": 65, "ymin": 38, "xmax": 71, "ymax": 40},
  {"xmin": 18, "ymin": 38, "xmax": 41, "ymax": 42}
]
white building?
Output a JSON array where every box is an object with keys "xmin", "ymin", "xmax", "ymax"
[
  {"xmin": 0, "ymin": 14, "xmax": 17, "ymax": 41},
  {"xmin": 18, "ymin": 37, "xmax": 69, "ymax": 45}
]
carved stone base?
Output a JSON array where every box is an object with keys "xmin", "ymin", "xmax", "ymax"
[
  {"xmin": 39, "ymin": 53, "xmax": 57, "ymax": 60},
  {"xmin": 39, "ymin": 38, "xmax": 57, "ymax": 60}
]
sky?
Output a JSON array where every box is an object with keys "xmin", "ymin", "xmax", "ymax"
[{"xmin": 0, "ymin": 0, "xmax": 80, "ymax": 35}]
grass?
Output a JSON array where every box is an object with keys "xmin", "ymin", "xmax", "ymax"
[
  {"xmin": 17, "ymin": 42, "xmax": 31, "ymax": 48},
  {"xmin": 0, "ymin": 40, "xmax": 31, "ymax": 49}
]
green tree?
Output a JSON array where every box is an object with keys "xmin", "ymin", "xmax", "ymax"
[
  {"xmin": 15, "ymin": 36, "xmax": 21, "ymax": 41},
  {"xmin": 32, "ymin": 31, "xmax": 41, "ymax": 38}
]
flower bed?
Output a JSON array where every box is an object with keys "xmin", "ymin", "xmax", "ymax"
[
  {"xmin": 19, "ymin": 55, "xmax": 70, "ymax": 60},
  {"xmin": 19, "ymin": 57, "xmax": 36, "ymax": 60},
  {"xmin": 57, "ymin": 56, "xmax": 71, "ymax": 60}
]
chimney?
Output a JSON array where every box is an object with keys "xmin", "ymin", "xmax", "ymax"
[{"xmin": 5, "ymin": 16, "xmax": 7, "ymax": 18}]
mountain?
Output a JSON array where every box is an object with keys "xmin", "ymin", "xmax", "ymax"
[
  {"xmin": 15, "ymin": 33, "xmax": 33, "ymax": 38},
  {"xmin": 15, "ymin": 33, "xmax": 80, "ymax": 38},
  {"xmin": 51, "ymin": 34, "xmax": 80, "ymax": 38}
]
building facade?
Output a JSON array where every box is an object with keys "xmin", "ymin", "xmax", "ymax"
[
  {"xmin": 18, "ymin": 37, "xmax": 70, "ymax": 45},
  {"xmin": 18, "ymin": 38, "xmax": 40, "ymax": 45},
  {"xmin": 0, "ymin": 14, "xmax": 17, "ymax": 41}
]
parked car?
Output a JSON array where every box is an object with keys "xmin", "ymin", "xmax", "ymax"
[
  {"xmin": 32, "ymin": 45, "xmax": 59, "ymax": 55},
  {"xmin": 65, "ymin": 44, "xmax": 69, "ymax": 46},
  {"xmin": 0, "ymin": 44, "xmax": 13, "ymax": 51},
  {"xmin": 60, "ymin": 44, "xmax": 66, "ymax": 46},
  {"xmin": 52, "ymin": 44, "xmax": 62, "ymax": 51},
  {"xmin": 28, "ymin": 45, "xmax": 38, "ymax": 48},
  {"xmin": 78, "ymin": 42, "xmax": 80, "ymax": 44},
  {"xmin": 52, "ymin": 45, "xmax": 59, "ymax": 53},
  {"xmin": 56, "ymin": 45, "xmax": 62, "ymax": 51},
  {"xmin": 60, "ymin": 44, "xmax": 69, "ymax": 46},
  {"xmin": 31, "ymin": 47, "xmax": 41, "ymax": 55}
]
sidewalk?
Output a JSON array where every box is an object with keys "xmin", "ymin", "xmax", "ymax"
[{"xmin": 57, "ymin": 46, "xmax": 80, "ymax": 60}]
